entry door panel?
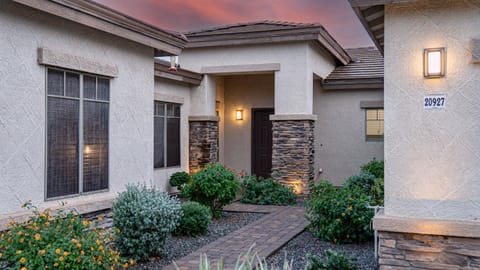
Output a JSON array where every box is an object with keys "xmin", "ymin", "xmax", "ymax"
[{"xmin": 252, "ymin": 108, "xmax": 274, "ymax": 179}]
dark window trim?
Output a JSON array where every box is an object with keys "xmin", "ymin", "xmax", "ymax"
[
  {"xmin": 154, "ymin": 101, "xmax": 181, "ymax": 169},
  {"xmin": 45, "ymin": 67, "xmax": 110, "ymax": 200},
  {"xmin": 365, "ymin": 107, "xmax": 384, "ymax": 142}
]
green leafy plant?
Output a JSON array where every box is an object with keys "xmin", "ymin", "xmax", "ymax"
[
  {"xmin": 306, "ymin": 181, "xmax": 374, "ymax": 244},
  {"xmin": 181, "ymin": 163, "xmax": 240, "ymax": 218},
  {"xmin": 174, "ymin": 202, "xmax": 212, "ymax": 237},
  {"xmin": 0, "ymin": 201, "xmax": 131, "ymax": 270},
  {"xmin": 360, "ymin": 159, "xmax": 384, "ymax": 179},
  {"xmin": 112, "ymin": 184, "xmax": 181, "ymax": 261},
  {"xmin": 306, "ymin": 249, "xmax": 358, "ymax": 270},
  {"xmin": 240, "ymin": 175, "xmax": 296, "ymax": 205},
  {"xmin": 169, "ymin": 172, "xmax": 190, "ymax": 191},
  {"xmin": 174, "ymin": 244, "xmax": 293, "ymax": 270}
]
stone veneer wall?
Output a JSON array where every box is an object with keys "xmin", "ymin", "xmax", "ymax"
[
  {"xmin": 189, "ymin": 120, "xmax": 219, "ymax": 173},
  {"xmin": 271, "ymin": 120, "xmax": 314, "ymax": 194},
  {"xmin": 379, "ymin": 231, "xmax": 480, "ymax": 269}
]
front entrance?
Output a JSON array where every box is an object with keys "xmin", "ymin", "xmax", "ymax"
[{"xmin": 251, "ymin": 108, "xmax": 274, "ymax": 178}]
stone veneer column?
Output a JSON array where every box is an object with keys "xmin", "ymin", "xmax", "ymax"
[
  {"xmin": 374, "ymin": 215, "xmax": 480, "ymax": 269},
  {"xmin": 270, "ymin": 115, "xmax": 316, "ymax": 194},
  {"xmin": 189, "ymin": 116, "xmax": 219, "ymax": 173}
]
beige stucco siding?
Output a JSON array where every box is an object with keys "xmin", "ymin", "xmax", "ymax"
[
  {"xmin": 222, "ymin": 75, "xmax": 274, "ymax": 173},
  {"xmin": 313, "ymin": 81, "xmax": 384, "ymax": 186},
  {"xmin": 0, "ymin": 1, "xmax": 154, "ymax": 215},
  {"xmin": 153, "ymin": 78, "xmax": 192, "ymax": 191},
  {"xmin": 385, "ymin": 0, "xmax": 480, "ymax": 220}
]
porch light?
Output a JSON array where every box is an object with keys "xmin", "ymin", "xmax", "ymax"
[
  {"xmin": 424, "ymin": 48, "xmax": 446, "ymax": 78},
  {"xmin": 236, "ymin": 109, "xmax": 243, "ymax": 120}
]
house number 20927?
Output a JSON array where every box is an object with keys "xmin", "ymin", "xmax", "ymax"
[{"xmin": 424, "ymin": 94, "xmax": 446, "ymax": 109}]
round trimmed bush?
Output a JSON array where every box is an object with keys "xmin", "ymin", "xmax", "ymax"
[
  {"xmin": 181, "ymin": 163, "xmax": 240, "ymax": 218},
  {"xmin": 112, "ymin": 184, "xmax": 181, "ymax": 261},
  {"xmin": 169, "ymin": 171, "xmax": 190, "ymax": 190},
  {"xmin": 240, "ymin": 175, "xmax": 296, "ymax": 205},
  {"xmin": 174, "ymin": 201, "xmax": 212, "ymax": 237}
]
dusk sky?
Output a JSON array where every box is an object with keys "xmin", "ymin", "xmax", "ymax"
[{"xmin": 94, "ymin": 0, "xmax": 373, "ymax": 49}]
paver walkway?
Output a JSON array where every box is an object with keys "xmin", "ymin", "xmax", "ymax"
[{"xmin": 164, "ymin": 202, "xmax": 308, "ymax": 270}]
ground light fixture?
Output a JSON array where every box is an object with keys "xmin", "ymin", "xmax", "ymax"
[
  {"xmin": 236, "ymin": 109, "xmax": 243, "ymax": 120},
  {"xmin": 424, "ymin": 47, "xmax": 446, "ymax": 78}
]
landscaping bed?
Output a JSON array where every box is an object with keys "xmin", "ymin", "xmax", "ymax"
[
  {"xmin": 130, "ymin": 211, "xmax": 266, "ymax": 269},
  {"xmin": 266, "ymin": 230, "xmax": 376, "ymax": 270}
]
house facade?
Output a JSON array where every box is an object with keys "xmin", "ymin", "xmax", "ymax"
[
  {"xmin": 351, "ymin": 0, "xmax": 480, "ymax": 268},
  {"xmin": 1, "ymin": 1, "xmax": 384, "ymax": 223}
]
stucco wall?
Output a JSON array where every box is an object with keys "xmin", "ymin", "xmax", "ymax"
[
  {"xmin": 180, "ymin": 43, "xmax": 335, "ymax": 115},
  {"xmin": 385, "ymin": 0, "xmax": 480, "ymax": 220},
  {"xmin": 223, "ymin": 74, "xmax": 275, "ymax": 174},
  {"xmin": 313, "ymin": 81, "xmax": 384, "ymax": 186},
  {"xmin": 0, "ymin": 2, "xmax": 154, "ymax": 215},
  {"xmin": 153, "ymin": 78, "xmax": 192, "ymax": 191}
]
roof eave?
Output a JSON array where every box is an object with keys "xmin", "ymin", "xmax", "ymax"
[
  {"xmin": 322, "ymin": 77, "xmax": 384, "ymax": 90},
  {"xmin": 154, "ymin": 60, "xmax": 203, "ymax": 85},
  {"xmin": 14, "ymin": 0, "xmax": 188, "ymax": 56}
]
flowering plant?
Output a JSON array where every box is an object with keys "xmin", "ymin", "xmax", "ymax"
[{"xmin": 0, "ymin": 201, "xmax": 132, "ymax": 269}]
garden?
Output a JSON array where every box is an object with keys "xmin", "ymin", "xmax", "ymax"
[{"xmin": 0, "ymin": 160, "xmax": 384, "ymax": 270}]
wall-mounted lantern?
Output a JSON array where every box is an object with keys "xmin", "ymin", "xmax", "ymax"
[
  {"xmin": 235, "ymin": 109, "xmax": 243, "ymax": 120},
  {"xmin": 424, "ymin": 48, "xmax": 446, "ymax": 78}
]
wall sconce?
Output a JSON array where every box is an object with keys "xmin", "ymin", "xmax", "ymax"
[
  {"xmin": 235, "ymin": 109, "xmax": 243, "ymax": 120},
  {"xmin": 424, "ymin": 48, "xmax": 446, "ymax": 78}
]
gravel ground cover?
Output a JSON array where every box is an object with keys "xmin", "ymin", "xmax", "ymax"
[
  {"xmin": 131, "ymin": 211, "xmax": 266, "ymax": 269},
  {"xmin": 266, "ymin": 230, "xmax": 376, "ymax": 270}
]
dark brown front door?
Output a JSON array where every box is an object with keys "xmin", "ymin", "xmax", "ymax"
[{"xmin": 252, "ymin": 108, "xmax": 274, "ymax": 179}]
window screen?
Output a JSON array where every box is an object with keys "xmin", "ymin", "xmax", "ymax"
[
  {"xmin": 154, "ymin": 102, "xmax": 180, "ymax": 168},
  {"xmin": 366, "ymin": 108, "xmax": 384, "ymax": 140},
  {"xmin": 46, "ymin": 68, "xmax": 109, "ymax": 199}
]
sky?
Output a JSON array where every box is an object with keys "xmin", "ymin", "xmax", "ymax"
[{"xmin": 94, "ymin": 0, "xmax": 373, "ymax": 49}]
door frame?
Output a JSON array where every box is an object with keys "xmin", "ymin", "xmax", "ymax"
[{"xmin": 251, "ymin": 107, "xmax": 274, "ymax": 178}]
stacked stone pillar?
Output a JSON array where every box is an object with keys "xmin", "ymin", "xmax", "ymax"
[
  {"xmin": 270, "ymin": 115, "xmax": 316, "ymax": 194},
  {"xmin": 188, "ymin": 116, "xmax": 219, "ymax": 173}
]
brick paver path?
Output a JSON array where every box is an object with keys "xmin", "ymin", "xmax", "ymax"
[{"xmin": 164, "ymin": 202, "xmax": 308, "ymax": 270}]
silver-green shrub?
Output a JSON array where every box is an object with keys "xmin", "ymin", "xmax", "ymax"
[{"xmin": 112, "ymin": 184, "xmax": 182, "ymax": 261}]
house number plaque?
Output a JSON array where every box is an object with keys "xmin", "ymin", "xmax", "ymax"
[{"xmin": 424, "ymin": 94, "xmax": 446, "ymax": 109}]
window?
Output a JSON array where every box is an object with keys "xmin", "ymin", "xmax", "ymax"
[
  {"xmin": 46, "ymin": 68, "xmax": 109, "ymax": 199},
  {"xmin": 366, "ymin": 108, "xmax": 384, "ymax": 140},
  {"xmin": 154, "ymin": 102, "xmax": 180, "ymax": 168}
]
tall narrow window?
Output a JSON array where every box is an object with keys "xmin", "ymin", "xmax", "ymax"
[
  {"xmin": 46, "ymin": 68, "xmax": 109, "ymax": 199},
  {"xmin": 154, "ymin": 101, "xmax": 180, "ymax": 168},
  {"xmin": 366, "ymin": 108, "xmax": 384, "ymax": 140}
]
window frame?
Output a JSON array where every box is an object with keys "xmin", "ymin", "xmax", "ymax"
[
  {"xmin": 365, "ymin": 107, "xmax": 384, "ymax": 141},
  {"xmin": 45, "ymin": 67, "xmax": 110, "ymax": 200},
  {"xmin": 154, "ymin": 101, "xmax": 181, "ymax": 169}
]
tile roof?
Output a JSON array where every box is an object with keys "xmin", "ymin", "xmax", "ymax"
[
  {"xmin": 323, "ymin": 47, "xmax": 383, "ymax": 89},
  {"xmin": 184, "ymin": 20, "xmax": 351, "ymax": 65}
]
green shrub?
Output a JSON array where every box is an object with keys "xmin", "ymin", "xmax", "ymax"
[
  {"xmin": 181, "ymin": 163, "xmax": 240, "ymax": 218},
  {"xmin": 306, "ymin": 181, "xmax": 374, "ymax": 244},
  {"xmin": 112, "ymin": 184, "xmax": 181, "ymax": 261},
  {"xmin": 360, "ymin": 159, "xmax": 384, "ymax": 179},
  {"xmin": 169, "ymin": 172, "xmax": 190, "ymax": 191},
  {"xmin": 240, "ymin": 175, "xmax": 296, "ymax": 205},
  {"xmin": 174, "ymin": 202, "xmax": 212, "ymax": 237},
  {"xmin": 306, "ymin": 249, "xmax": 358, "ymax": 270},
  {"xmin": 346, "ymin": 171, "xmax": 384, "ymax": 206},
  {"xmin": 0, "ymin": 201, "xmax": 131, "ymax": 269}
]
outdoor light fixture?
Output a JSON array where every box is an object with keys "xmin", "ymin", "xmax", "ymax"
[
  {"xmin": 424, "ymin": 48, "xmax": 446, "ymax": 78},
  {"xmin": 235, "ymin": 109, "xmax": 243, "ymax": 120}
]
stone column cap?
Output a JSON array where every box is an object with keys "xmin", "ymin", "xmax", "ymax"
[
  {"xmin": 189, "ymin": 115, "xmax": 220, "ymax": 122},
  {"xmin": 269, "ymin": 114, "xmax": 317, "ymax": 121},
  {"xmin": 374, "ymin": 211, "xmax": 480, "ymax": 238}
]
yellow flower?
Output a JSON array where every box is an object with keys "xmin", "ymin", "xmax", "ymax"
[
  {"xmin": 19, "ymin": 238, "xmax": 24, "ymax": 243},
  {"xmin": 39, "ymin": 250, "xmax": 46, "ymax": 256},
  {"xmin": 98, "ymin": 216, "xmax": 103, "ymax": 222},
  {"xmin": 76, "ymin": 243, "xmax": 82, "ymax": 248},
  {"xmin": 59, "ymin": 256, "xmax": 64, "ymax": 262},
  {"xmin": 35, "ymin": 234, "xmax": 41, "ymax": 241},
  {"xmin": 20, "ymin": 257, "xmax": 25, "ymax": 263},
  {"xmin": 55, "ymin": 248, "xmax": 61, "ymax": 254},
  {"xmin": 80, "ymin": 250, "xmax": 85, "ymax": 256},
  {"xmin": 63, "ymin": 251, "xmax": 69, "ymax": 256},
  {"xmin": 123, "ymin": 262, "xmax": 129, "ymax": 268},
  {"xmin": 17, "ymin": 231, "xmax": 23, "ymax": 236},
  {"xmin": 341, "ymin": 212, "xmax": 345, "ymax": 217},
  {"xmin": 54, "ymin": 262, "xmax": 58, "ymax": 267},
  {"xmin": 44, "ymin": 222, "xmax": 50, "ymax": 226},
  {"xmin": 348, "ymin": 206, "xmax": 353, "ymax": 211},
  {"xmin": 39, "ymin": 213, "xmax": 46, "ymax": 218},
  {"xmin": 96, "ymin": 239, "xmax": 101, "ymax": 245},
  {"xmin": 0, "ymin": 252, "xmax": 2, "ymax": 258},
  {"xmin": 16, "ymin": 250, "xmax": 22, "ymax": 255},
  {"xmin": 90, "ymin": 247, "xmax": 95, "ymax": 251},
  {"xmin": 130, "ymin": 258, "xmax": 134, "ymax": 265},
  {"xmin": 82, "ymin": 220, "xmax": 88, "ymax": 227},
  {"xmin": 71, "ymin": 238, "xmax": 78, "ymax": 243},
  {"xmin": 98, "ymin": 255, "xmax": 102, "ymax": 261},
  {"xmin": 70, "ymin": 218, "xmax": 75, "ymax": 223},
  {"xmin": 21, "ymin": 267, "xmax": 26, "ymax": 270}
]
